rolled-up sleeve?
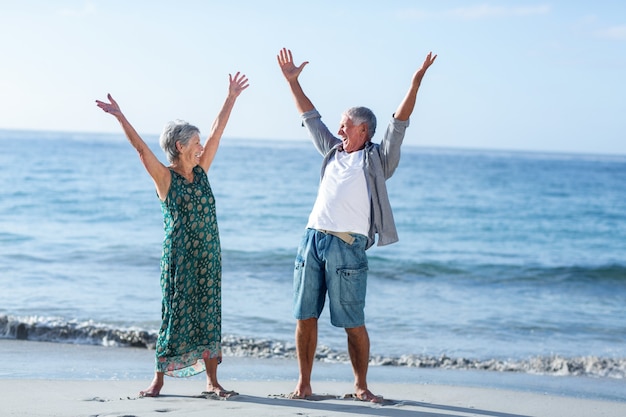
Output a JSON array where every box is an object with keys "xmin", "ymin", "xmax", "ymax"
[
  {"xmin": 379, "ymin": 116, "xmax": 410, "ymax": 179},
  {"xmin": 301, "ymin": 109, "xmax": 341, "ymax": 156}
]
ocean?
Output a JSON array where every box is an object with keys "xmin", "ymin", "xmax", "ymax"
[{"xmin": 1, "ymin": 129, "xmax": 625, "ymax": 386}]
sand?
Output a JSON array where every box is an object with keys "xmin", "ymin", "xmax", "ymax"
[
  {"xmin": 2, "ymin": 378, "xmax": 626, "ymax": 417},
  {"xmin": 1, "ymin": 338, "xmax": 625, "ymax": 416}
]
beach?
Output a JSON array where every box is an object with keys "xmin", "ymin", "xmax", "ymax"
[
  {"xmin": 2, "ymin": 339, "xmax": 626, "ymax": 417},
  {"xmin": 1, "ymin": 132, "xmax": 625, "ymax": 415},
  {"xmin": 5, "ymin": 378, "xmax": 626, "ymax": 417}
]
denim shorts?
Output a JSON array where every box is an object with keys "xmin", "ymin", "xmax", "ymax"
[{"xmin": 293, "ymin": 228, "xmax": 369, "ymax": 328}]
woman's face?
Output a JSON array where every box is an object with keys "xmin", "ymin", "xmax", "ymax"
[{"xmin": 178, "ymin": 134, "xmax": 203, "ymax": 165}]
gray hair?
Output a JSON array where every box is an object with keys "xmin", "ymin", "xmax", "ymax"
[
  {"xmin": 344, "ymin": 107, "xmax": 377, "ymax": 141},
  {"xmin": 159, "ymin": 120, "xmax": 200, "ymax": 163}
]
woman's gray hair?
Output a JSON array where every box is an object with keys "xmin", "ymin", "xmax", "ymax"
[
  {"xmin": 344, "ymin": 107, "xmax": 377, "ymax": 141},
  {"xmin": 159, "ymin": 119, "xmax": 200, "ymax": 163}
]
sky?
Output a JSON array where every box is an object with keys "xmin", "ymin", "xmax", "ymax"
[{"xmin": 1, "ymin": 0, "xmax": 625, "ymax": 155}]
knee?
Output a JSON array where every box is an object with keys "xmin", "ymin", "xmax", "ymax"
[
  {"xmin": 297, "ymin": 318, "xmax": 318, "ymax": 331},
  {"xmin": 345, "ymin": 325, "xmax": 368, "ymax": 339}
]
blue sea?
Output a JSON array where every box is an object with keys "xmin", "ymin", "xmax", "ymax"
[{"xmin": 1, "ymin": 129, "xmax": 625, "ymax": 389}]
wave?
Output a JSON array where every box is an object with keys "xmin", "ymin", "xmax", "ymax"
[
  {"xmin": 0, "ymin": 315, "xmax": 155, "ymax": 348},
  {"xmin": 365, "ymin": 257, "xmax": 626, "ymax": 286},
  {"xmin": 1, "ymin": 314, "xmax": 624, "ymax": 379},
  {"xmin": 223, "ymin": 248, "xmax": 626, "ymax": 286},
  {"xmin": 368, "ymin": 354, "xmax": 626, "ymax": 379}
]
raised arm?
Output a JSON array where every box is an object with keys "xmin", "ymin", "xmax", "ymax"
[
  {"xmin": 277, "ymin": 48, "xmax": 314, "ymax": 114},
  {"xmin": 394, "ymin": 52, "xmax": 437, "ymax": 121},
  {"xmin": 199, "ymin": 72, "xmax": 249, "ymax": 172},
  {"xmin": 95, "ymin": 94, "xmax": 171, "ymax": 199}
]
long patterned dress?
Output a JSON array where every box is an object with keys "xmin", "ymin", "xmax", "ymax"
[{"xmin": 156, "ymin": 166, "xmax": 222, "ymax": 377}]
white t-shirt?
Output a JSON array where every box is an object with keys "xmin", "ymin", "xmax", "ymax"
[{"xmin": 306, "ymin": 149, "xmax": 370, "ymax": 236}]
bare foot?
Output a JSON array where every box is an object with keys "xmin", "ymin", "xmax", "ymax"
[
  {"xmin": 203, "ymin": 383, "xmax": 238, "ymax": 398},
  {"xmin": 289, "ymin": 383, "xmax": 313, "ymax": 399},
  {"xmin": 354, "ymin": 389, "xmax": 383, "ymax": 403},
  {"xmin": 139, "ymin": 381, "xmax": 163, "ymax": 397}
]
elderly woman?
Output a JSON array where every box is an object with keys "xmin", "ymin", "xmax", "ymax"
[{"xmin": 96, "ymin": 72, "xmax": 249, "ymax": 398}]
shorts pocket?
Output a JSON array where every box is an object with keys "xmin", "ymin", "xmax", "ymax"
[
  {"xmin": 338, "ymin": 265, "xmax": 368, "ymax": 305},
  {"xmin": 293, "ymin": 257, "xmax": 305, "ymax": 290}
]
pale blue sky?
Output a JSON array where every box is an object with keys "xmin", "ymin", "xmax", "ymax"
[{"xmin": 1, "ymin": 1, "xmax": 625, "ymax": 154}]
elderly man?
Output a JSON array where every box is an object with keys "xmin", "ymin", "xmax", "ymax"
[{"xmin": 277, "ymin": 47, "xmax": 436, "ymax": 402}]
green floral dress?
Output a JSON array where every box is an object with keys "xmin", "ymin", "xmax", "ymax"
[{"xmin": 156, "ymin": 166, "xmax": 222, "ymax": 377}]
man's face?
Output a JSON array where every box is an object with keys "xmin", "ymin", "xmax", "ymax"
[{"xmin": 337, "ymin": 116, "xmax": 368, "ymax": 153}]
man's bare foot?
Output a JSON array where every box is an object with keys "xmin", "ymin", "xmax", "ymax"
[
  {"xmin": 288, "ymin": 383, "xmax": 313, "ymax": 399},
  {"xmin": 139, "ymin": 381, "xmax": 163, "ymax": 397},
  {"xmin": 353, "ymin": 389, "xmax": 383, "ymax": 403}
]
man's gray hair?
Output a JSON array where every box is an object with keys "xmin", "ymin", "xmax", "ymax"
[
  {"xmin": 159, "ymin": 120, "xmax": 200, "ymax": 163},
  {"xmin": 344, "ymin": 107, "xmax": 377, "ymax": 140}
]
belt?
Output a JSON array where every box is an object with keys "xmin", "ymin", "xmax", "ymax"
[{"xmin": 317, "ymin": 229, "xmax": 355, "ymax": 245}]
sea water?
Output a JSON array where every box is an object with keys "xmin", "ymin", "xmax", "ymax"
[{"xmin": 1, "ymin": 129, "xmax": 625, "ymax": 380}]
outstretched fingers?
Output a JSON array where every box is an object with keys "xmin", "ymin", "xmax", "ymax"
[
  {"xmin": 277, "ymin": 47, "xmax": 309, "ymax": 81},
  {"xmin": 277, "ymin": 47, "xmax": 291, "ymax": 66},
  {"xmin": 228, "ymin": 72, "xmax": 250, "ymax": 96},
  {"xmin": 422, "ymin": 52, "xmax": 437, "ymax": 71},
  {"xmin": 95, "ymin": 94, "xmax": 122, "ymax": 116},
  {"xmin": 410, "ymin": 51, "xmax": 437, "ymax": 85}
]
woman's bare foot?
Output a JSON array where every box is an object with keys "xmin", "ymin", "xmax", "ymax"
[{"xmin": 139, "ymin": 374, "xmax": 164, "ymax": 397}]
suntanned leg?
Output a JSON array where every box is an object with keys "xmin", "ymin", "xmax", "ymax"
[
  {"xmin": 345, "ymin": 325, "xmax": 382, "ymax": 403},
  {"xmin": 292, "ymin": 317, "xmax": 318, "ymax": 398},
  {"xmin": 140, "ymin": 371, "xmax": 164, "ymax": 397},
  {"xmin": 204, "ymin": 356, "xmax": 238, "ymax": 398}
]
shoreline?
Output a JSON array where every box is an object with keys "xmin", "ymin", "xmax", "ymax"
[
  {"xmin": 2, "ymin": 314, "xmax": 625, "ymax": 381},
  {"xmin": 1, "ymin": 337, "xmax": 626, "ymax": 416}
]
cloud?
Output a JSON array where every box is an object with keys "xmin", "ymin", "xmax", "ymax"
[
  {"xmin": 596, "ymin": 25, "xmax": 626, "ymax": 41},
  {"xmin": 452, "ymin": 4, "xmax": 551, "ymax": 19},
  {"xmin": 399, "ymin": 4, "xmax": 551, "ymax": 21},
  {"xmin": 57, "ymin": 1, "xmax": 96, "ymax": 17}
]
